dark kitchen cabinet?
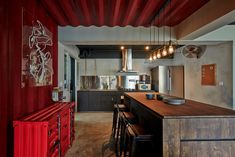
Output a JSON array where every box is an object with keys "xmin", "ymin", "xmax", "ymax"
[
  {"xmin": 77, "ymin": 91, "xmax": 123, "ymax": 111},
  {"xmin": 77, "ymin": 91, "xmax": 89, "ymax": 111},
  {"xmin": 88, "ymin": 91, "xmax": 101, "ymax": 111}
]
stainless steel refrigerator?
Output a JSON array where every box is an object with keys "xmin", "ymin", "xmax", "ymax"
[{"xmin": 151, "ymin": 65, "xmax": 184, "ymax": 98}]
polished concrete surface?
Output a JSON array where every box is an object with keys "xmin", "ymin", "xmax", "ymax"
[{"xmin": 65, "ymin": 112, "xmax": 116, "ymax": 157}]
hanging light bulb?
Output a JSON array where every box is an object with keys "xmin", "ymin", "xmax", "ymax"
[
  {"xmin": 157, "ymin": 50, "xmax": 161, "ymax": 58},
  {"xmin": 149, "ymin": 54, "xmax": 153, "ymax": 61},
  {"xmin": 162, "ymin": 46, "xmax": 167, "ymax": 56},
  {"xmin": 168, "ymin": 45, "xmax": 174, "ymax": 54},
  {"xmin": 153, "ymin": 51, "xmax": 157, "ymax": 60},
  {"xmin": 168, "ymin": 40, "xmax": 174, "ymax": 54},
  {"xmin": 120, "ymin": 46, "xmax": 124, "ymax": 50},
  {"xmin": 145, "ymin": 46, "xmax": 150, "ymax": 50},
  {"xmin": 167, "ymin": 0, "xmax": 175, "ymax": 55}
]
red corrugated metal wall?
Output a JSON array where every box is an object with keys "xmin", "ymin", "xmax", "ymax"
[
  {"xmin": 0, "ymin": 0, "xmax": 58, "ymax": 156},
  {"xmin": 0, "ymin": 1, "xmax": 9, "ymax": 157}
]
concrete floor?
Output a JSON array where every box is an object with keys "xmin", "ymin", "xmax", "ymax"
[{"xmin": 65, "ymin": 112, "xmax": 116, "ymax": 157}]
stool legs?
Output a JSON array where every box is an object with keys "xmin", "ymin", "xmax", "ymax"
[
  {"xmin": 115, "ymin": 114, "xmax": 128, "ymax": 157},
  {"xmin": 115, "ymin": 114, "xmax": 123, "ymax": 157},
  {"xmin": 112, "ymin": 108, "xmax": 118, "ymax": 138}
]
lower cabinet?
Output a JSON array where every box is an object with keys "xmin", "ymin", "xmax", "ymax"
[
  {"xmin": 13, "ymin": 102, "xmax": 75, "ymax": 157},
  {"xmin": 77, "ymin": 91, "xmax": 123, "ymax": 111}
]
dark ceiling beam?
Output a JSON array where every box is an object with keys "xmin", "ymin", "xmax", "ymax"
[
  {"xmin": 40, "ymin": 0, "xmax": 68, "ymax": 26},
  {"xmin": 175, "ymin": 0, "xmax": 235, "ymax": 39},
  {"xmin": 169, "ymin": 0, "xmax": 209, "ymax": 26},
  {"xmin": 154, "ymin": 0, "xmax": 186, "ymax": 26},
  {"xmin": 164, "ymin": 0, "xmax": 189, "ymax": 26},
  {"xmin": 112, "ymin": 0, "xmax": 122, "ymax": 26},
  {"xmin": 79, "ymin": 0, "xmax": 92, "ymax": 26},
  {"xmin": 122, "ymin": 0, "xmax": 141, "ymax": 26},
  {"xmin": 58, "ymin": 0, "xmax": 80, "ymax": 26},
  {"xmin": 136, "ymin": 0, "xmax": 165, "ymax": 26}
]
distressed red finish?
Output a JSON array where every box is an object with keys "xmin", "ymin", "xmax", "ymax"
[
  {"xmin": 0, "ymin": 1, "xmax": 9, "ymax": 157},
  {"xmin": 0, "ymin": 0, "xmax": 58, "ymax": 157},
  {"xmin": 39, "ymin": 0, "xmax": 209, "ymax": 27},
  {"xmin": 14, "ymin": 102, "xmax": 75, "ymax": 157}
]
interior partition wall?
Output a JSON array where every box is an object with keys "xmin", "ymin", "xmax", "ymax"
[{"xmin": 0, "ymin": 0, "xmax": 58, "ymax": 156}]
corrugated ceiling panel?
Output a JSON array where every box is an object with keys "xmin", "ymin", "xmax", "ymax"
[{"xmin": 40, "ymin": 0, "xmax": 209, "ymax": 27}]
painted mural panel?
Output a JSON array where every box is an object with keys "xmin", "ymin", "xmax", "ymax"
[{"xmin": 22, "ymin": 10, "xmax": 53, "ymax": 87}]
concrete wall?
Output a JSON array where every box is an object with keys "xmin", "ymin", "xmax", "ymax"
[
  {"xmin": 195, "ymin": 25, "xmax": 235, "ymax": 109},
  {"xmin": 79, "ymin": 58, "xmax": 155, "ymax": 76},
  {"xmin": 59, "ymin": 26, "xmax": 174, "ymax": 45},
  {"xmin": 151, "ymin": 42, "xmax": 232, "ymax": 109}
]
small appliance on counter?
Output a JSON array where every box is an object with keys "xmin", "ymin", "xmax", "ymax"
[
  {"xmin": 52, "ymin": 87, "xmax": 63, "ymax": 102},
  {"xmin": 137, "ymin": 83, "xmax": 151, "ymax": 91}
]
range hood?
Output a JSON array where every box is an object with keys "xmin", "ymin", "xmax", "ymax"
[{"xmin": 116, "ymin": 48, "xmax": 138, "ymax": 75}]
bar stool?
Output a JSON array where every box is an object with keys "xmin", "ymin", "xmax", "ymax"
[
  {"xmin": 123, "ymin": 124, "xmax": 155, "ymax": 157},
  {"xmin": 102, "ymin": 104, "xmax": 127, "ymax": 157},
  {"xmin": 116, "ymin": 111, "xmax": 137, "ymax": 157},
  {"xmin": 111, "ymin": 104, "xmax": 127, "ymax": 138}
]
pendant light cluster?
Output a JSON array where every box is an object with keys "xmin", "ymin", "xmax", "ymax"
[
  {"xmin": 146, "ymin": 0, "xmax": 177, "ymax": 63},
  {"xmin": 147, "ymin": 34, "xmax": 177, "ymax": 62}
]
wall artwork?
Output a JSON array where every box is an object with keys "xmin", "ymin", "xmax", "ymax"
[
  {"xmin": 201, "ymin": 64, "xmax": 216, "ymax": 86},
  {"xmin": 22, "ymin": 10, "xmax": 53, "ymax": 87}
]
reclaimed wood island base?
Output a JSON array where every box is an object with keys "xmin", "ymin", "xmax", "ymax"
[{"xmin": 124, "ymin": 92, "xmax": 235, "ymax": 157}]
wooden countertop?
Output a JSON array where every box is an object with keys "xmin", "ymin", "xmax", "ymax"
[{"xmin": 125, "ymin": 92, "xmax": 235, "ymax": 118}]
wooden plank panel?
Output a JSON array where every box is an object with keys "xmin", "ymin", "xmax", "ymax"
[
  {"xmin": 180, "ymin": 118, "xmax": 235, "ymax": 140},
  {"xmin": 163, "ymin": 119, "xmax": 180, "ymax": 157},
  {"xmin": 181, "ymin": 141, "xmax": 235, "ymax": 157}
]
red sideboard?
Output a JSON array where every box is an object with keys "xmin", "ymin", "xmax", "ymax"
[{"xmin": 13, "ymin": 102, "xmax": 75, "ymax": 157}]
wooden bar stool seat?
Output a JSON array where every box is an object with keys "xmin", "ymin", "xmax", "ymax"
[{"xmin": 123, "ymin": 124, "xmax": 155, "ymax": 157}]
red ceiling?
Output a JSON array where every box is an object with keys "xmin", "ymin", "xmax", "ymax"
[{"xmin": 40, "ymin": 0, "xmax": 209, "ymax": 27}]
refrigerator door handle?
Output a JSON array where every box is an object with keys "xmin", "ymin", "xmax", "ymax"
[
  {"xmin": 167, "ymin": 69, "xmax": 172, "ymax": 91},
  {"xmin": 169, "ymin": 77, "xmax": 172, "ymax": 91}
]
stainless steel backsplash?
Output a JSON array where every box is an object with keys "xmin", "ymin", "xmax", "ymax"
[
  {"xmin": 80, "ymin": 74, "xmax": 150, "ymax": 90},
  {"xmin": 80, "ymin": 75, "xmax": 117, "ymax": 90}
]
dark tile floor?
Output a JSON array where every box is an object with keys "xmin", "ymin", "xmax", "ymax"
[{"xmin": 65, "ymin": 112, "xmax": 116, "ymax": 157}]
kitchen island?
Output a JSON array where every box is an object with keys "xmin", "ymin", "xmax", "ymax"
[{"xmin": 124, "ymin": 92, "xmax": 235, "ymax": 157}]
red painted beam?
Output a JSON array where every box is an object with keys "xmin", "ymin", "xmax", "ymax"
[
  {"xmin": 154, "ymin": 0, "xmax": 185, "ymax": 26},
  {"xmin": 79, "ymin": 0, "xmax": 92, "ymax": 26},
  {"xmin": 59, "ymin": 0, "xmax": 80, "ymax": 26},
  {"xmin": 97, "ymin": 0, "xmax": 104, "ymax": 26},
  {"xmin": 136, "ymin": 0, "xmax": 165, "ymax": 26},
  {"xmin": 112, "ymin": 0, "xmax": 122, "ymax": 26},
  {"xmin": 40, "ymin": 0, "xmax": 68, "ymax": 26},
  {"xmin": 163, "ymin": 0, "xmax": 188, "ymax": 26},
  {"xmin": 122, "ymin": 0, "xmax": 141, "ymax": 26}
]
